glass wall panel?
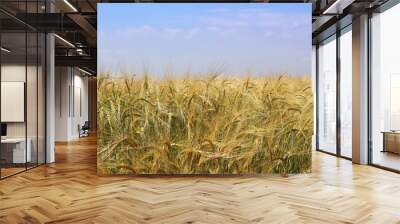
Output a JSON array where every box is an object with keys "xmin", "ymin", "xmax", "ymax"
[
  {"xmin": 0, "ymin": 31, "xmax": 28, "ymax": 177},
  {"xmin": 339, "ymin": 27, "xmax": 352, "ymax": 158},
  {"xmin": 0, "ymin": 1, "xmax": 46, "ymax": 179},
  {"xmin": 27, "ymin": 30, "xmax": 38, "ymax": 169},
  {"xmin": 38, "ymin": 32, "xmax": 45, "ymax": 165},
  {"xmin": 371, "ymin": 3, "xmax": 400, "ymax": 171},
  {"xmin": 317, "ymin": 35, "xmax": 337, "ymax": 154},
  {"xmin": 26, "ymin": 0, "xmax": 42, "ymax": 169}
]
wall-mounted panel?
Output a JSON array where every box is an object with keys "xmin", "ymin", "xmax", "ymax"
[
  {"xmin": 1, "ymin": 82, "xmax": 25, "ymax": 122},
  {"xmin": 97, "ymin": 3, "xmax": 313, "ymax": 175}
]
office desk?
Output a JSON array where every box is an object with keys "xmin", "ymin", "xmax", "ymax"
[
  {"xmin": 382, "ymin": 131, "xmax": 400, "ymax": 154},
  {"xmin": 1, "ymin": 138, "xmax": 32, "ymax": 164}
]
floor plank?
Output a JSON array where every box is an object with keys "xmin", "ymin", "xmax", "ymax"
[{"xmin": 1, "ymin": 136, "xmax": 400, "ymax": 223}]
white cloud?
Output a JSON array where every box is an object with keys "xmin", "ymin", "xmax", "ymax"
[
  {"xmin": 114, "ymin": 25, "xmax": 201, "ymax": 40},
  {"xmin": 207, "ymin": 7, "xmax": 232, "ymax": 13},
  {"xmin": 207, "ymin": 26, "xmax": 218, "ymax": 31},
  {"xmin": 115, "ymin": 25, "xmax": 155, "ymax": 37},
  {"xmin": 196, "ymin": 8, "xmax": 310, "ymax": 39},
  {"xmin": 200, "ymin": 16, "xmax": 249, "ymax": 28},
  {"xmin": 263, "ymin": 31, "xmax": 273, "ymax": 38},
  {"xmin": 206, "ymin": 25, "xmax": 239, "ymax": 38},
  {"xmin": 183, "ymin": 28, "xmax": 200, "ymax": 39},
  {"xmin": 162, "ymin": 28, "xmax": 181, "ymax": 38}
]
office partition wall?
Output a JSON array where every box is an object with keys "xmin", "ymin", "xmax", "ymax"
[
  {"xmin": 0, "ymin": 1, "xmax": 47, "ymax": 179},
  {"xmin": 316, "ymin": 25, "xmax": 353, "ymax": 159},
  {"xmin": 370, "ymin": 3, "xmax": 400, "ymax": 171},
  {"xmin": 317, "ymin": 35, "xmax": 337, "ymax": 155},
  {"xmin": 315, "ymin": 0, "xmax": 400, "ymax": 169},
  {"xmin": 339, "ymin": 27, "xmax": 352, "ymax": 158},
  {"xmin": 0, "ymin": 31, "xmax": 28, "ymax": 177}
]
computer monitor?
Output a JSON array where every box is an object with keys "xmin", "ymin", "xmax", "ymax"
[{"xmin": 1, "ymin": 123, "xmax": 7, "ymax": 137}]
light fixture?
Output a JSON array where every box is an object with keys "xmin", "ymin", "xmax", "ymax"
[
  {"xmin": 78, "ymin": 67, "xmax": 93, "ymax": 76},
  {"xmin": 76, "ymin": 48, "xmax": 86, "ymax": 56},
  {"xmin": 54, "ymin": 34, "xmax": 75, "ymax": 48},
  {"xmin": 63, "ymin": 0, "xmax": 78, "ymax": 12},
  {"xmin": 322, "ymin": 0, "xmax": 354, "ymax": 15},
  {"xmin": 1, "ymin": 47, "xmax": 11, "ymax": 53}
]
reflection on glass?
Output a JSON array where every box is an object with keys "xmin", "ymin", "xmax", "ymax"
[
  {"xmin": 318, "ymin": 36, "xmax": 337, "ymax": 154},
  {"xmin": 371, "ymin": 3, "xmax": 400, "ymax": 171},
  {"xmin": 340, "ymin": 28, "xmax": 352, "ymax": 158},
  {"xmin": 0, "ymin": 1, "xmax": 47, "ymax": 179},
  {"xmin": 390, "ymin": 75, "xmax": 400, "ymax": 130},
  {"xmin": 27, "ymin": 31, "xmax": 38, "ymax": 169},
  {"xmin": 1, "ymin": 32, "xmax": 27, "ymax": 177},
  {"xmin": 38, "ymin": 33, "xmax": 46, "ymax": 165}
]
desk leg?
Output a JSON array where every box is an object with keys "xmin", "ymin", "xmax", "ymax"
[{"xmin": 382, "ymin": 133, "xmax": 386, "ymax": 153}]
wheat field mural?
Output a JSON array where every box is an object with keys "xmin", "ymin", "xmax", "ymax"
[
  {"xmin": 97, "ymin": 74, "xmax": 313, "ymax": 175},
  {"xmin": 98, "ymin": 3, "xmax": 312, "ymax": 175}
]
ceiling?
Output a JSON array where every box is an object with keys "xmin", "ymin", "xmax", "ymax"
[{"xmin": 0, "ymin": 0, "xmax": 390, "ymax": 75}]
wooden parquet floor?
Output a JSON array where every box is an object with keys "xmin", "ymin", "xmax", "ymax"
[{"xmin": 1, "ymin": 136, "xmax": 400, "ymax": 224}]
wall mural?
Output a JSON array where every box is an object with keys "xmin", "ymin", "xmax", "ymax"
[{"xmin": 97, "ymin": 3, "xmax": 313, "ymax": 175}]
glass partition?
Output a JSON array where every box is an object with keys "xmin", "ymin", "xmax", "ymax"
[
  {"xmin": 339, "ymin": 26, "xmax": 352, "ymax": 158},
  {"xmin": 371, "ymin": 3, "xmax": 400, "ymax": 171},
  {"xmin": 0, "ymin": 2, "xmax": 46, "ymax": 179},
  {"xmin": 37, "ymin": 32, "xmax": 45, "ymax": 165},
  {"xmin": 0, "ymin": 31, "xmax": 28, "ymax": 177},
  {"xmin": 317, "ymin": 35, "xmax": 337, "ymax": 154},
  {"xmin": 27, "ymin": 30, "xmax": 38, "ymax": 169}
]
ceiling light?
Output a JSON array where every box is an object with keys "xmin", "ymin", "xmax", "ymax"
[
  {"xmin": 1, "ymin": 47, "xmax": 11, "ymax": 53},
  {"xmin": 76, "ymin": 48, "xmax": 85, "ymax": 55},
  {"xmin": 54, "ymin": 34, "xmax": 75, "ymax": 48},
  {"xmin": 63, "ymin": 0, "xmax": 78, "ymax": 12},
  {"xmin": 78, "ymin": 67, "xmax": 93, "ymax": 76},
  {"xmin": 323, "ymin": 0, "xmax": 354, "ymax": 15}
]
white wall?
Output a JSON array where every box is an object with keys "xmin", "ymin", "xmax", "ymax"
[
  {"xmin": 70, "ymin": 73, "xmax": 89, "ymax": 138},
  {"xmin": 55, "ymin": 67, "xmax": 89, "ymax": 141},
  {"xmin": 1, "ymin": 63, "xmax": 46, "ymax": 164},
  {"xmin": 1, "ymin": 65, "xmax": 37, "ymax": 138},
  {"xmin": 55, "ymin": 67, "xmax": 70, "ymax": 141}
]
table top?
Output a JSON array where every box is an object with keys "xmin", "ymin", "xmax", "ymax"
[
  {"xmin": 381, "ymin": 131, "xmax": 400, "ymax": 134},
  {"xmin": 1, "ymin": 138, "xmax": 30, "ymax": 143}
]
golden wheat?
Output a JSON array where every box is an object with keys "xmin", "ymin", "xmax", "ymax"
[{"xmin": 97, "ymin": 74, "xmax": 313, "ymax": 175}]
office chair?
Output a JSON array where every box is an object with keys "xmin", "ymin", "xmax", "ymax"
[{"xmin": 79, "ymin": 121, "xmax": 90, "ymax": 138}]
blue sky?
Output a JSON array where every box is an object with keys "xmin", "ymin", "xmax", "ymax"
[{"xmin": 98, "ymin": 3, "xmax": 311, "ymax": 77}]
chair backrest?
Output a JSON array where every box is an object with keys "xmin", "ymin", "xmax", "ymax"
[{"xmin": 82, "ymin": 121, "xmax": 90, "ymax": 129}]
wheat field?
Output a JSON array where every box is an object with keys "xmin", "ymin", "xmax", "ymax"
[{"xmin": 97, "ymin": 74, "xmax": 313, "ymax": 175}]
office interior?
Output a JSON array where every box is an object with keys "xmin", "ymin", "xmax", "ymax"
[
  {"xmin": 314, "ymin": 1, "xmax": 400, "ymax": 172},
  {"xmin": 0, "ymin": 0, "xmax": 399, "ymax": 176},
  {"xmin": 1, "ymin": 0, "xmax": 400, "ymax": 222},
  {"xmin": 0, "ymin": 0, "xmax": 96, "ymax": 179}
]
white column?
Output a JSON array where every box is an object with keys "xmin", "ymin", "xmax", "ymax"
[
  {"xmin": 312, "ymin": 45, "xmax": 317, "ymax": 151},
  {"xmin": 46, "ymin": 32, "xmax": 55, "ymax": 163},
  {"xmin": 352, "ymin": 14, "xmax": 369, "ymax": 164}
]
